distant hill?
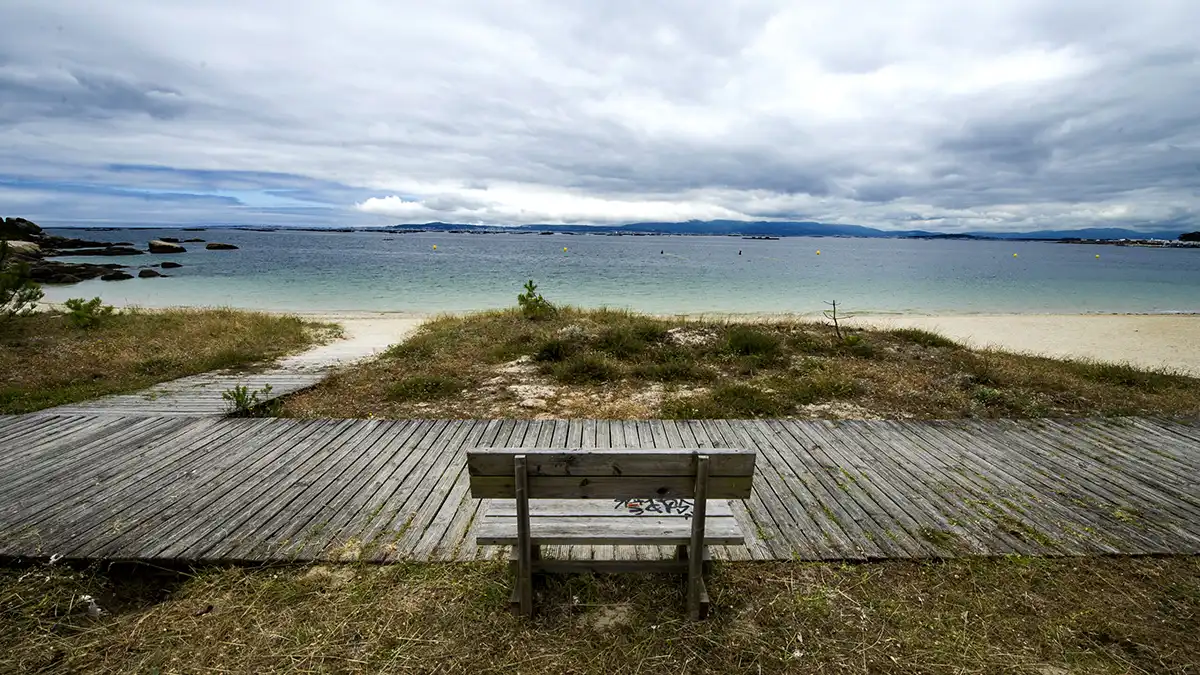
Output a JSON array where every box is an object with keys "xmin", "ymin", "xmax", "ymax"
[{"xmin": 383, "ymin": 220, "xmax": 1183, "ymax": 241}]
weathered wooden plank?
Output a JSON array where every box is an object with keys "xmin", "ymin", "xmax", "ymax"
[
  {"xmin": 275, "ymin": 420, "xmax": 413, "ymax": 560},
  {"xmin": 791, "ymin": 421, "xmax": 938, "ymax": 558},
  {"xmin": 739, "ymin": 420, "xmax": 867, "ymax": 559},
  {"xmin": 477, "ymin": 516, "xmax": 744, "ymax": 545},
  {"xmin": 761, "ymin": 420, "xmax": 886, "ymax": 560},
  {"xmin": 392, "ymin": 421, "xmax": 491, "ymax": 560},
  {"xmin": 353, "ymin": 420, "xmax": 464, "ymax": 561},
  {"xmin": 289, "ymin": 420, "xmax": 430, "ymax": 560},
  {"xmin": 487, "ymin": 499, "xmax": 735, "ymax": 518},
  {"xmin": 69, "ymin": 418, "xmax": 299, "ymax": 558},
  {"xmin": 706, "ymin": 419, "xmax": 814, "ymax": 559},
  {"xmin": 469, "ymin": 475, "xmax": 753, "ymax": 500},
  {"xmin": 468, "ymin": 448, "xmax": 755, "ymax": 477},
  {"xmin": 909, "ymin": 419, "xmax": 1125, "ymax": 554},
  {"xmin": 236, "ymin": 419, "xmax": 402, "ymax": 560},
  {"xmin": 184, "ymin": 419, "xmax": 366, "ymax": 560},
  {"xmin": 926, "ymin": 420, "xmax": 1175, "ymax": 554},
  {"xmin": 88, "ymin": 419, "xmax": 331, "ymax": 559}
]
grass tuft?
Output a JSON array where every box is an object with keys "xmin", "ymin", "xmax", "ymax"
[
  {"xmin": 387, "ymin": 375, "xmax": 464, "ymax": 402},
  {"xmin": 552, "ymin": 353, "xmax": 621, "ymax": 384},
  {"xmin": 887, "ymin": 327, "xmax": 960, "ymax": 349}
]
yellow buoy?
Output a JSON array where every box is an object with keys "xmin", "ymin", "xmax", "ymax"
[
  {"xmin": 1013, "ymin": 253, "xmax": 1018, "ymax": 257},
  {"xmin": 816, "ymin": 250, "xmax": 821, "ymax": 255},
  {"xmin": 432, "ymin": 245, "xmax": 437, "ymax": 250},
  {"xmin": 563, "ymin": 247, "xmax": 568, "ymax": 252},
  {"xmin": 1095, "ymin": 254, "xmax": 1100, "ymax": 258}
]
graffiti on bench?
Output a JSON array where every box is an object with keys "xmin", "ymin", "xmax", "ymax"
[{"xmin": 614, "ymin": 498, "xmax": 694, "ymax": 518}]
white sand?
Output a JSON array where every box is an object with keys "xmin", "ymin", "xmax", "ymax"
[
  {"xmin": 848, "ymin": 314, "xmax": 1200, "ymax": 376},
  {"xmin": 279, "ymin": 311, "xmax": 427, "ymax": 370}
]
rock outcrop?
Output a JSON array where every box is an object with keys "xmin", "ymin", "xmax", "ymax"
[
  {"xmin": 1, "ymin": 217, "xmax": 42, "ymax": 240},
  {"xmin": 160, "ymin": 261, "xmax": 184, "ymax": 269},
  {"xmin": 28, "ymin": 261, "xmax": 123, "ymax": 284},
  {"xmin": 4, "ymin": 216, "xmax": 135, "ymax": 283},
  {"xmin": 205, "ymin": 242, "xmax": 238, "ymax": 250},
  {"xmin": 50, "ymin": 246, "xmax": 144, "ymax": 256},
  {"xmin": 148, "ymin": 240, "xmax": 187, "ymax": 254},
  {"xmin": 138, "ymin": 268, "xmax": 164, "ymax": 278},
  {"xmin": 100, "ymin": 271, "xmax": 134, "ymax": 281}
]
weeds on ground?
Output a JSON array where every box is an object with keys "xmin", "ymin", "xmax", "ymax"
[
  {"xmin": 222, "ymin": 383, "xmax": 278, "ymax": 416},
  {"xmin": 2, "ymin": 557, "xmax": 1197, "ymax": 674}
]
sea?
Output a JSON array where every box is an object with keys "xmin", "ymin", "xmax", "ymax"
[{"xmin": 37, "ymin": 228, "xmax": 1200, "ymax": 315}]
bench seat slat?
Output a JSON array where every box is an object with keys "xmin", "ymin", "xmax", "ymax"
[
  {"xmin": 486, "ymin": 498, "xmax": 734, "ymax": 518},
  {"xmin": 477, "ymin": 516, "xmax": 744, "ymax": 546},
  {"xmin": 478, "ymin": 499, "xmax": 744, "ymax": 546}
]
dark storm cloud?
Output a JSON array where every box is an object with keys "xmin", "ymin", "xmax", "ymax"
[{"xmin": 0, "ymin": 0, "xmax": 1197, "ymax": 230}]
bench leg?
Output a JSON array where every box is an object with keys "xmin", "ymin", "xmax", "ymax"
[{"xmin": 686, "ymin": 544, "xmax": 711, "ymax": 620}]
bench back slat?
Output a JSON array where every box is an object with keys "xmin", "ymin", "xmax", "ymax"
[
  {"xmin": 468, "ymin": 475, "xmax": 753, "ymax": 500},
  {"xmin": 468, "ymin": 448, "xmax": 754, "ymax": 477},
  {"xmin": 467, "ymin": 448, "xmax": 755, "ymax": 500}
]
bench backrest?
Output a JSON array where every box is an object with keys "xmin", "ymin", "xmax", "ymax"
[{"xmin": 467, "ymin": 448, "xmax": 755, "ymax": 500}]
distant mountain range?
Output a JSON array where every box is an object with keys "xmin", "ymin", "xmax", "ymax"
[{"xmin": 382, "ymin": 220, "xmax": 1187, "ymax": 240}]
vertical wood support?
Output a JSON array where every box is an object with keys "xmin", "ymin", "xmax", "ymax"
[
  {"xmin": 514, "ymin": 454, "xmax": 533, "ymax": 617},
  {"xmin": 688, "ymin": 454, "xmax": 710, "ymax": 620}
]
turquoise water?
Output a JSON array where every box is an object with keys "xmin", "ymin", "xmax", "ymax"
[{"xmin": 38, "ymin": 229, "xmax": 1200, "ymax": 315}]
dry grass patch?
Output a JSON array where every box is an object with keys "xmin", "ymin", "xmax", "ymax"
[
  {"xmin": 2, "ymin": 557, "xmax": 1197, "ymax": 674},
  {"xmin": 283, "ymin": 308, "xmax": 1200, "ymax": 420},
  {"xmin": 0, "ymin": 308, "xmax": 339, "ymax": 413}
]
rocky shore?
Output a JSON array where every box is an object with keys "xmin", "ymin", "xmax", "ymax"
[{"xmin": 0, "ymin": 217, "xmax": 238, "ymax": 283}]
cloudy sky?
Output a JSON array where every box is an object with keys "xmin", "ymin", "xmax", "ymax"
[{"xmin": 2, "ymin": 0, "xmax": 1198, "ymax": 232}]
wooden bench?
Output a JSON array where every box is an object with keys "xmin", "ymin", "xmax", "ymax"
[{"xmin": 467, "ymin": 447, "xmax": 755, "ymax": 619}]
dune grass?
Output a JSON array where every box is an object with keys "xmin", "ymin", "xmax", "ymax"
[
  {"xmin": 2, "ymin": 556, "xmax": 1196, "ymax": 674},
  {"xmin": 282, "ymin": 307, "xmax": 1200, "ymax": 420},
  {"xmin": 0, "ymin": 308, "xmax": 340, "ymax": 413}
]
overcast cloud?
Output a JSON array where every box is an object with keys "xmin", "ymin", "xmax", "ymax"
[{"xmin": 1, "ymin": 0, "xmax": 1198, "ymax": 231}]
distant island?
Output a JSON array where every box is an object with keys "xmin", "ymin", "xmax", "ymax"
[
  {"xmin": 11, "ymin": 214, "xmax": 1200, "ymax": 245},
  {"xmin": 372, "ymin": 220, "xmax": 1200, "ymax": 245}
]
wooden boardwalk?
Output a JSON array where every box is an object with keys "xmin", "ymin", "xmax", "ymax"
[
  {"xmin": 35, "ymin": 371, "xmax": 326, "ymax": 416},
  {"xmin": 1, "ymin": 415, "xmax": 1198, "ymax": 564}
]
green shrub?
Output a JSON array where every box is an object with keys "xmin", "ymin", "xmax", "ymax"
[
  {"xmin": 634, "ymin": 359, "xmax": 716, "ymax": 383},
  {"xmin": 63, "ymin": 297, "xmax": 115, "ymax": 329},
  {"xmin": 840, "ymin": 334, "xmax": 876, "ymax": 359},
  {"xmin": 595, "ymin": 326, "xmax": 646, "ymax": 358},
  {"xmin": 629, "ymin": 318, "xmax": 669, "ymax": 343},
  {"xmin": 781, "ymin": 372, "xmax": 860, "ymax": 404},
  {"xmin": 552, "ymin": 354, "xmax": 620, "ymax": 384},
  {"xmin": 888, "ymin": 327, "xmax": 959, "ymax": 349},
  {"xmin": 517, "ymin": 279, "xmax": 555, "ymax": 320},
  {"xmin": 0, "ymin": 240, "xmax": 42, "ymax": 320},
  {"xmin": 971, "ymin": 386, "xmax": 1005, "ymax": 407},
  {"xmin": 387, "ymin": 375, "xmax": 463, "ymax": 402},
  {"xmin": 662, "ymin": 383, "xmax": 783, "ymax": 419},
  {"xmin": 533, "ymin": 338, "xmax": 576, "ymax": 362},
  {"xmin": 725, "ymin": 327, "xmax": 782, "ymax": 360}
]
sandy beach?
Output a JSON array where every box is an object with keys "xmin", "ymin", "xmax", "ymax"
[
  {"xmin": 294, "ymin": 310, "xmax": 1200, "ymax": 377},
  {"xmin": 849, "ymin": 314, "xmax": 1200, "ymax": 376}
]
